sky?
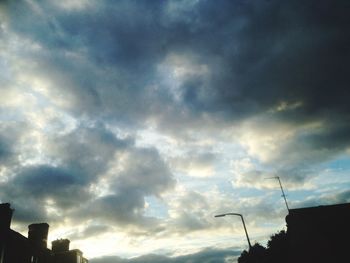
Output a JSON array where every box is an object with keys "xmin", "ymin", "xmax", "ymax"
[{"xmin": 0, "ymin": 0, "xmax": 349, "ymax": 262}]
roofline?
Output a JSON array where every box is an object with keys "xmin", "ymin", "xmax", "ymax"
[{"xmin": 289, "ymin": 202, "xmax": 350, "ymax": 212}]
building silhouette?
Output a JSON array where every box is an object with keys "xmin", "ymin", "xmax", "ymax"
[
  {"xmin": 238, "ymin": 202, "xmax": 350, "ymax": 263},
  {"xmin": 286, "ymin": 203, "xmax": 350, "ymax": 263},
  {"xmin": 0, "ymin": 203, "xmax": 88, "ymax": 263}
]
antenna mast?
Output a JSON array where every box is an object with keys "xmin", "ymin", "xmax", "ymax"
[
  {"xmin": 266, "ymin": 176, "xmax": 290, "ymax": 212},
  {"xmin": 276, "ymin": 176, "xmax": 289, "ymax": 212}
]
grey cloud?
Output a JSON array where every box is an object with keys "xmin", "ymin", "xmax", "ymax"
[
  {"xmin": 80, "ymin": 192, "xmax": 145, "ymax": 224},
  {"xmin": 281, "ymin": 122, "xmax": 350, "ymax": 165},
  {"xmin": 295, "ymin": 189, "xmax": 350, "ymax": 209},
  {"xmin": 0, "ymin": 115, "xmax": 175, "ymax": 228},
  {"xmin": 10, "ymin": 201, "xmax": 48, "ymax": 224},
  {"xmin": 333, "ymin": 190, "xmax": 350, "ymax": 204},
  {"xmin": 171, "ymin": 191, "xmax": 211, "ymax": 232},
  {"xmin": 90, "ymin": 247, "xmax": 240, "ymax": 263},
  {"xmin": 233, "ymin": 168, "xmax": 314, "ymax": 189},
  {"xmin": 68, "ymin": 224, "xmax": 111, "ymax": 240},
  {"xmin": 171, "ymin": 152, "xmax": 216, "ymax": 171},
  {"xmin": 0, "ymin": 122, "xmax": 27, "ymax": 164},
  {"xmin": 0, "ymin": 122, "xmax": 172, "ymax": 226},
  {"xmin": 164, "ymin": 189, "xmax": 285, "ymax": 236},
  {"xmin": 263, "ymin": 121, "xmax": 350, "ymax": 184},
  {"xmin": 2, "ymin": 165, "xmax": 91, "ymax": 209},
  {"xmin": 112, "ymin": 147, "xmax": 176, "ymax": 196},
  {"xmin": 8, "ymin": 165, "xmax": 83, "ymax": 195},
  {"xmin": 174, "ymin": 212, "xmax": 209, "ymax": 232},
  {"xmin": 75, "ymin": 147, "xmax": 175, "ymax": 227},
  {"xmin": 45, "ymin": 124, "xmax": 132, "ymax": 182},
  {"xmin": 0, "ymin": 136, "xmax": 12, "ymax": 161},
  {"xmin": 0, "ymin": 164, "xmax": 92, "ymax": 224}
]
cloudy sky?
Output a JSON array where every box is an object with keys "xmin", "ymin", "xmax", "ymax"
[{"xmin": 0, "ymin": 0, "xmax": 349, "ymax": 262}]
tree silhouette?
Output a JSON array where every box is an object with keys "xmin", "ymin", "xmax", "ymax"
[
  {"xmin": 266, "ymin": 230, "xmax": 288, "ymax": 263},
  {"xmin": 238, "ymin": 243, "xmax": 267, "ymax": 263},
  {"xmin": 237, "ymin": 230, "xmax": 288, "ymax": 263}
]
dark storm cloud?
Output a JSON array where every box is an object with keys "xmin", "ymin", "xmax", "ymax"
[
  {"xmin": 41, "ymin": 0, "xmax": 350, "ymax": 168},
  {"xmin": 4, "ymin": 0, "xmax": 349, "ymax": 125},
  {"xmin": 6, "ymin": 165, "xmax": 83, "ymax": 195},
  {"xmin": 90, "ymin": 247, "xmax": 240, "ymax": 263},
  {"xmin": 2, "ymin": 0, "xmax": 171, "ymax": 120},
  {"xmin": 272, "ymin": 122, "xmax": 350, "ymax": 183},
  {"xmin": 10, "ymin": 200, "xmax": 48, "ymax": 224},
  {"xmin": 1, "ymin": 165, "xmax": 91, "ymax": 215}
]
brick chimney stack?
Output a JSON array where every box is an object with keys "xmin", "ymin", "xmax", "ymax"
[
  {"xmin": 0, "ymin": 203, "xmax": 14, "ymax": 232},
  {"xmin": 28, "ymin": 223, "xmax": 49, "ymax": 250},
  {"xmin": 52, "ymin": 239, "xmax": 70, "ymax": 253}
]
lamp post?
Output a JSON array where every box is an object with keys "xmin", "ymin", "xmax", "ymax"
[{"xmin": 215, "ymin": 213, "xmax": 252, "ymax": 250}]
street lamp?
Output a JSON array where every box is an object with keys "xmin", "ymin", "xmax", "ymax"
[{"xmin": 215, "ymin": 213, "xmax": 252, "ymax": 250}]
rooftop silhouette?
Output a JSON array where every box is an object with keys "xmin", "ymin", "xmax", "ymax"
[
  {"xmin": 238, "ymin": 202, "xmax": 350, "ymax": 263},
  {"xmin": 0, "ymin": 203, "xmax": 88, "ymax": 263}
]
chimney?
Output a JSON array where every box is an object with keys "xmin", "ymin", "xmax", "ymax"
[
  {"xmin": 0, "ymin": 203, "xmax": 14, "ymax": 231},
  {"xmin": 28, "ymin": 223, "xmax": 49, "ymax": 250},
  {"xmin": 52, "ymin": 239, "xmax": 70, "ymax": 253}
]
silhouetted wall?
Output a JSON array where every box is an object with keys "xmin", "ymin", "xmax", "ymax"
[
  {"xmin": 286, "ymin": 203, "xmax": 350, "ymax": 263},
  {"xmin": 52, "ymin": 249, "xmax": 87, "ymax": 263}
]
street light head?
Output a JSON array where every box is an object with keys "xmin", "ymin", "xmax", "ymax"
[
  {"xmin": 214, "ymin": 212, "xmax": 252, "ymax": 250},
  {"xmin": 215, "ymin": 213, "xmax": 243, "ymax": 217},
  {"xmin": 264, "ymin": 176, "xmax": 278, "ymax": 180},
  {"xmin": 214, "ymin": 214, "xmax": 226, "ymax": 218}
]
